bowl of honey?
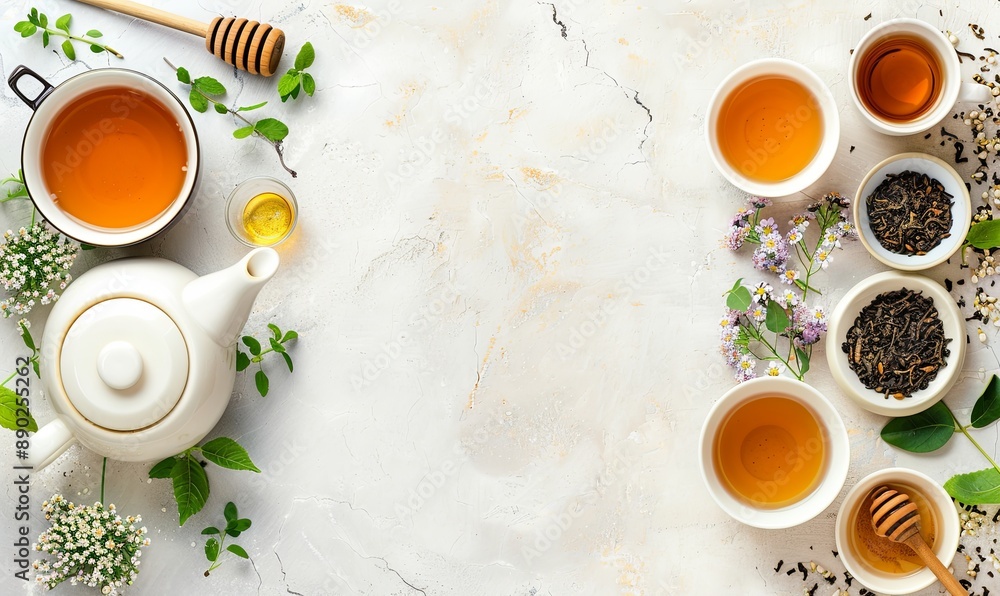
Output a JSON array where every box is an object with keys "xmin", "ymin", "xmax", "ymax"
[
  {"xmin": 699, "ymin": 376, "xmax": 850, "ymax": 529},
  {"xmin": 706, "ymin": 58, "xmax": 840, "ymax": 197},
  {"xmin": 835, "ymin": 468, "xmax": 960, "ymax": 595},
  {"xmin": 225, "ymin": 177, "xmax": 298, "ymax": 247}
]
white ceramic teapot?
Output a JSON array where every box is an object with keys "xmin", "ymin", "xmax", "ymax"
[{"xmin": 26, "ymin": 248, "xmax": 280, "ymax": 470}]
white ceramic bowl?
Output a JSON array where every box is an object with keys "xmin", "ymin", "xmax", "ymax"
[
  {"xmin": 853, "ymin": 153, "xmax": 971, "ymax": 271},
  {"xmin": 706, "ymin": 58, "xmax": 840, "ymax": 197},
  {"xmin": 826, "ymin": 271, "xmax": 965, "ymax": 417},
  {"xmin": 699, "ymin": 376, "xmax": 850, "ymax": 529},
  {"xmin": 835, "ymin": 468, "xmax": 960, "ymax": 595}
]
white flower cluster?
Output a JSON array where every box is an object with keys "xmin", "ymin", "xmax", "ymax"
[
  {"xmin": 33, "ymin": 495, "xmax": 150, "ymax": 595},
  {"xmin": 0, "ymin": 223, "xmax": 76, "ymax": 317}
]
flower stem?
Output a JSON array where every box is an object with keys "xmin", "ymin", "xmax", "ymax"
[
  {"xmin": 1, "ymin": 371, "xmax": 16, "ymax": 387},
  {"xmin": 100, "ymin": 457, "xmax": 107, "ymax": 504},
  {"xmin": 44, "ymin": 27, "xmax": 123, "ymax": 58}
]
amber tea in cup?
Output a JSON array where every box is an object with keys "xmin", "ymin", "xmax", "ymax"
[
  {"xmin": 856, "ymin": 35, "xmax": 943, "ymax": 123},
  {"xmin": 716, "ymin": 76, "xmax": 824, "ymax": 183},
  {"xmin": 712, "ymin": 395, "xmax": 827, "ymax": 508},
  {"xmin": 848, "ymin": 482, "xmax": 939, "ymax": 575},
  {"xmin": 41, "ymin": 86, "xmax": 188, "ymax": 229}
]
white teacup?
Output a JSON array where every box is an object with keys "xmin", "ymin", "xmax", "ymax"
[
  {"xmin": 706, "ymin": 58, "xmax": 840, "ymax": 197},
  {"xmin": 850, "ymin": 18, "xmax": 993, "ymax": 136},
  {"xmin": 699, "ymin": 376, "xmax": 851, "ymax": 529}
]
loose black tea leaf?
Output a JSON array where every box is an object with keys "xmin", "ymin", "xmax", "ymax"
[
  {"xmin": 842, "ymin": 288, "xmax": 951, "ymax": 399},
  {"xmin": 866, "ymin": 170, "xmax": 954, "ymax": 255}
]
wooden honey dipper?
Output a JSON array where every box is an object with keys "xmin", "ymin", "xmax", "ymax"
[
  {"xmin": 72, "ymin": 0, "xmax": 285, "ymax": 76},
  {"xmin": 869, "ymin": 486, "xmax": 966, "ymax": 596}
]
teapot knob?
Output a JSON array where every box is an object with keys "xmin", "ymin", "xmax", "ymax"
[{"xmin": 97, "ymin": 341, "xmax": 143, "ymax": 391}]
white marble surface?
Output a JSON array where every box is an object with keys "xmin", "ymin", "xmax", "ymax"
[{"xmin": 1, "ymin": 0, "xmax": 1000, "ymax": 594}]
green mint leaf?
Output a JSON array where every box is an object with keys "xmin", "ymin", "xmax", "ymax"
[
  {"xmin": 55, "ymin": 13, "xmax": 71, "ymax": 33},
  {"xmin": 86, "ymin": 29, "xmax": 102, "ymax": 38},
  {"xmin": 19, "ymin": 323, "xmax": 35, "ymax": 352},
  {"xmin": 13, "ymin": 22, "xmax": 32, "ymax": 33},
  {"xmin": 944, "ymin": 467, "xmax": 1000, "ymax": 504},
  {"xmin": 42, "ymin": 30, "xmax": 49, "ymax": 48},
  {"xmin": 0, "ymin": 387, "xmax": 37, "ymax": 433},
  {"xmin": 794, "ymin": 347, "xmax": 810, "ymax": 377},
  {"xmin": 31, "ymin": 360, "xmax": 39, "ymax": 378},
  {"xmin": 242, "ymin": 336, "xmax": 261, "ymax": 356},
  {"xmin": 290, "ymin": 86, "xmax": 300, "ymax": 100},
  {"xmin": 148, "ymin": 456, "xmax": 176, "ymax": 479},
  {"xmin": 295, "ymin": 41, "xmax": 315, "ymax": 70},
  {"xmin": 171, "ymin": 455, "xmax": 210, "ymax": 526},
  {"xmin": 302, "ymin": 73, "xmax": 316, "ymax": 96},
  {"xmin": 232, "ymin": 519, "xmax": 251, "ymax": 532},
  {"xmin": 880, "ymin": 401, "xmax": 955, "ymax": 453},
  {"xmin": 269, "ymin": 337, "xmax": 286, "ymax": 353},
  {"xmin": 281, "ymin": 330, "xmax": 298, "ymax": 343},
  {"xmin": 205, "ymin": 537, "xmax": 220, "ymax": 562},
  {"xmin": 238, "ymin": 101, "xmax": 268, "ymax": 112},
  {"xmin": 725, "ymin": 285, "xmax": 752, "ymax": 312},
  {"xmin": 176, "ymin": 67, "xmax": 191, "ymax": 84},
  {"xmin": 227, "ymin": 544, "xmax": 249, "ymax": 559},
  {"xmin": 30, "ymin": 8, "xmax": 38, "ymax": 20},
  {"xmin": 80, "ymin": 243, "xmax": 98, "ymax": 250},
  {"xmin": 254, "ymin": 118, "xmax": 289, "ymax": 142},
  {"xmin": 214, "ymin": 102, "xmax": 228, "ymax": 115},
  {"xmin": 188, "ymin": 89, "xmax": 208, "ymax": 113},
  {"xmin": 90, "ymin": 44, "xmax": 104, "ymax": 54},
  {"xmin": 61, "ymin": 39, "xmax": 75, "ymax": 60},
  {"xmin": 200, "ymin": 437, "xmax": 261, "ymax": 473},
  {"xmin": 268, "ymin": 323, "xmax": 282, "ymax": 340},
  {"xmin": 193, "ymin": 76, "xmax": 226, "ymax": 96},
  {"xmin": 236, "ymin": 351, "xmax": 251, "ymax": 372},
  {"xmin": 281, "ymin": 352, "xmax": 293, "ymax": 373},
  {"xmin": 966, "ymin": 219, "xmax": 1000, "ymax": 250},
  {"xmin": 972, "ymin": 374, "xmax": 1000, "ymax": 428},
  {"xmin": 224, "ymin": 501, "xmax": 238, "ymax": 523},
  {"xmin": 277, "ymin": 73, "xmax": 300, "ymax": 100},
  {"xmin": 233, "ymin": 126, "xmax": 254, "ymax": 140},
  {"xmin": 38, "ymin": 13, "xmax": 47, "ymax": 28},
  {"xmin": 201, "ymin": 526, "xmax": 221, "ymax": 535},
  {"xmin": 18, "ymin": 23, "xmax": 37, "ymax": 38},
  {"xmin": 764, "ymin": 299, "xmax": 789, "ymax": 334},
  {"xmin": 255, "ymin": 370, "xmax": 270, "ymax": 397}
]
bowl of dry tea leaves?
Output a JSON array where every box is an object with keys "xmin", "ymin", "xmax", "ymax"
[
  {"xmin": 853, "ymin": 152, "xmax": 971, "ymax": 271},
  {"xmin": 826, "ymin": 271, "xmax": 966, "ymax": 416}
]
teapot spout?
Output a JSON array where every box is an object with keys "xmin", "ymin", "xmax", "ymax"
[{"xmin": 181, "ymin": 248, "xmax": 280, "ymax": 346}]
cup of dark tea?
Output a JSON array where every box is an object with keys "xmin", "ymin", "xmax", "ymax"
[{"xmin": 850, "ymin": 18, "xmax": 992, "ymax": 136}]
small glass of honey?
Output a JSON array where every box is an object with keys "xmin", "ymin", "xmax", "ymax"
[{"xmin": 225, "ymin": 177, "xmax": 298, "ymax": 247}]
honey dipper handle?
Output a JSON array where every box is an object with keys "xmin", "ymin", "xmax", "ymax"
[
  {"xmin": 904, "ymin": 535, "xmax": 967, "ymax": 596},
  {"xmin": 72, "ymin": 0, "xmax": 207, "ymax": 37}
]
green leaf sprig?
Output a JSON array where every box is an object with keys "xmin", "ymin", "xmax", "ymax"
[
  {"xmin": 277, "ymin": 42, "xmax": 316, "ymax": 102},
  {"xmin": 202, "ymin": 501, "xmax": 251, "ymax": 577},
  {"xmin": 149, "ymin": 436, "xmax": 260, "ymax": 525},
  {"xmin": 164, "ymin": 58, "xmax": 297, "ymax": 178},
  {"xmin": 0, "ymin": 171, "xmax": 28, "ymax": 204},
  {"xmin": 238, "ymin": 324, "xmax": 298, "ymax": 397},
  {"xmin": 0, "ymin": 322, "xmax": 42, "ymax": 433},
  {"xmin": 14, "ymin": 8, "xmax": 122, "ymax": 60},
  {"xmin": 881, "ymin": 375, "xmax": 1000, "ymax": 504}
]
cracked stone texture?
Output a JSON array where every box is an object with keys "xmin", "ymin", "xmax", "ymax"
[{"xmin": 1, "ymin": 0, "xmax": 1000, "ymax": 595}]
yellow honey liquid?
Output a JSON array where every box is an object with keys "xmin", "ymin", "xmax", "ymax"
[{"xmin": 242, "ymin": 192, "xmax": 293, "ymax": 245}]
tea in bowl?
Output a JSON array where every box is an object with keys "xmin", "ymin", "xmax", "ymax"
[
  {"xmin": 699, "ymin": 376, "xmax": 850, "ymax": 529},
  {"xmin": 9, "ymin": 66, "xmax": 200, "ymax": 247},
  {"xmin": 826, "ymin": 271, "xmax": 965, "ymax": 417},
  {"xmin": 835, "ymin": 468, "xmax": 960, "ymax": 595},
  {"xmin": 706, "ymin": 58, "xmax": 840, "ymax": 197},
  {"xmin": 853, "ymin": 153, "xmax": 971, "ymax": 271}
]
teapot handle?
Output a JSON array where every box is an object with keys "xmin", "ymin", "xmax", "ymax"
[{"xmin": 27, "ymin": 418, "xmax": 76, "ymax": 470}]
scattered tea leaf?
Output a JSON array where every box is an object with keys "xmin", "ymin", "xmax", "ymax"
[{"xmin": 880, "ymin": 401, "xmax": 955, "ymax": 453}]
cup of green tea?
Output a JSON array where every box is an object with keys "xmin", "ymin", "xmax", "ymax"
[
  {"xmin": 706, "ymin": 59, "xmax": 840, "ymax": 197},
  {"xmin": 8, "ymin": 65, "xmax": 200, "ymax": 247},
  {"xmin": 850, "ymin": 18, "xmax": 993, "ymax": 136}
]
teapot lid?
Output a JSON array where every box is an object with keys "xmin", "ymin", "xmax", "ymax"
[{"xmin": 59, "ymin": 298, "xmax": 188, "ymax": 431}]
